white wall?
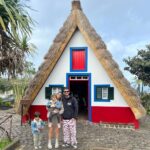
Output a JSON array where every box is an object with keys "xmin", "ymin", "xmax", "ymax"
[{"xmin": 32, "ymin": 30, "xmax": 128, "ymax": 107}]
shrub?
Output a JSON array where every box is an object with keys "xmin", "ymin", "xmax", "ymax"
[
  {"xmin": 0, "ymin": 98, "xmax": 3, "ymax": 106},
  {"xmin": 141, "ymin": 93, "xmax": 150, "ymax": 115},
  {"xmin": 4, "ymin": 102, "xmax": 12, "ymax": 107},
  {"xmin": 0, "ymin": 99, "xmax": 12, "ymax": 107}
]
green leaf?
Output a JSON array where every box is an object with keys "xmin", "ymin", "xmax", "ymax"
[
  {"xmin": 1, "ymin": 0, "xmax": 16, "ymax": 26},
  {"xmin": 0, "ymin": 16, "xmax": 6, "ymax": 31}
]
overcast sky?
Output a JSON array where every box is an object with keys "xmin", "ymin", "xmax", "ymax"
[{"xmin": 27, "ymin": 0, "xmax": 150, "ymax": 82}]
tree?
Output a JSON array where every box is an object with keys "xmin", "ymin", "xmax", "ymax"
[
  {"xmin": 0, "ymin": 77, "xmax": 12, "ymax": 92},
  {"xmin": 0, "ymin": 0, "xmax": 34, "ymax": 78},
  {"xmin": 0, "ymin": 61, "xmax": 36, "ymax": 110},
  {"xmin": 124, "ymin": 45, "xmax": 150, "ymax": 86}
]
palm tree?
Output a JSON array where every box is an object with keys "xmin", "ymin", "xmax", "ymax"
[
  {"xmin": 0, "ymin": 0, "xmax": 34, "ymax": 78},
  {"xmin": 0, "ymin": 60, "xmax": 36, "ymax": 111},
  {"xmin": 0, "ymin": 0, "xmax": 33, "ymax": 40}
]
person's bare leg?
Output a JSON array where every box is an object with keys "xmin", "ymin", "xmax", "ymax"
[
  {"xmin": 48, "ymin": 126, "xmax": 53, "ymax": 149},
  {"xmin": 55, "ymin": 125, "xmax": 60, "ymax": 148},
  {"xmin": 49, "ymin": 127, "xmax": 53, "ymax": 139}
]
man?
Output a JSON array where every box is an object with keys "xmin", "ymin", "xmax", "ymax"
[{"xmin": 62, "ymin": 87, "xmax": 78, "ymax": 149}]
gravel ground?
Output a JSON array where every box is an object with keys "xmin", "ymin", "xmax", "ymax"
[{"xmin": 0, "ymin": 108, "xmax": 150, "ymax": 150}]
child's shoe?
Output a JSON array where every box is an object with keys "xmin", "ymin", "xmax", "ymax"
[
  {"xmin": 34, "ymin": 146, "xmax": 38, "ymax": 149},
  {"xmin": 38, "ymin": 145, "xmax": 42, "ymax": 149}
]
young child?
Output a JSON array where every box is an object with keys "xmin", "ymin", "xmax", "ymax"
[
  {"xmin": 31, "ymin": 112, "xmax": 44, "ymax": 149},
  {"xmin": 46, "ymin": 93, "xmax": 64, "ymax": 149}
]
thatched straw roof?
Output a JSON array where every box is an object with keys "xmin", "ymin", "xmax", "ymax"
[{"xmin": 19, "ymin": 0, "xmax": 146, "ymax": 119}]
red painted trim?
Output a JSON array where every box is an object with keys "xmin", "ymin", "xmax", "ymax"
[
  {"xmin": 30, "ymin": 105, "xmax": 48, "ymax": 120},
  {"xmin": 22, "ymin": 105, "xmax": 48, "ymax": 123},
  {"xmin": 22, "ymin": 105, "xmax": 139, "ymax": 128},
  {"xmin": 92, "ymin": 106, "xmax": 139, "ymax": 128}
]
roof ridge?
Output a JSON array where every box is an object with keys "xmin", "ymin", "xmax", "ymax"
[{"xmin": 72, "ymin": 0, "xmax": 82, "ymax": 11}]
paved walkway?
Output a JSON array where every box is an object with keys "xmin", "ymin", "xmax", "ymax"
[{"xmin": 1, "ymin": 108, "xmax": 150, "ymax": 150}]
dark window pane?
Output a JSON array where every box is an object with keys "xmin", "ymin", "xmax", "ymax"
[
  {"xmin": 45, "ymin": 87, "xmax": 52, "ymax": 99},
  {"xmin": 96, "ymin": 87, "xmax": 102, "ymax": 99},
  {"xmin": 108, "ymin": 87, "xmax": 114, "ymax": 100}
]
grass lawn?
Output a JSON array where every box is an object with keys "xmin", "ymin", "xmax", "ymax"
[{"xmin": 0, "ymin": 138, "xmax": 11, "ymax": 150}]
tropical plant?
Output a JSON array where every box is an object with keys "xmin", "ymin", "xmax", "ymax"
[
  {"xmin": 0, "ymin": 0, "xmax": 33, "ymax": 41},
  {"xmin": 0, "ymin": 61, "xmax": 36, "ymax": 110},
  {"xmin": 0, "ymin": 0, "xmax": 34, "ymax": 78},
  {"xmin": 0, "ymin": 77, "xmax": 12, "ymax": 92},
  {"xmin": 11, "ymin": 78, "xmax": 28, "ymax": 110}
]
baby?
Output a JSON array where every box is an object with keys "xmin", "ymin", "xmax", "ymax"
[{"xmin": 46, "ymin": 94, "xmax": 64, "ymax": 126}]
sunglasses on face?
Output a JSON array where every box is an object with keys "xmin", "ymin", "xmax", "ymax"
[{"xmin": 64, "ymin": 91, "xmax": 69, "ymax": 93}]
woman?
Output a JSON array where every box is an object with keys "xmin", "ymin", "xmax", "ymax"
[{"xmin": 46, "ymin": 93, "xmax": 64, "ymax": 149}]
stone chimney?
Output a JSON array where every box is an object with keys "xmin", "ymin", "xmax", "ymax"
[{"xmin": 72, "ymin": 0, "xmax": 82, "ymax": 11}]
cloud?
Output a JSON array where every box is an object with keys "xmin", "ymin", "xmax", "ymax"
[
  {"xmin": 106, "ymin": 38, "xmax": 150, "ymax": 81},
  {"xmin": 27, "ymin": 0, "xmax": 150, "ymax": 83},
  {"xmin": 27, "ymin": 27, "xmax": 54, "ymax": 69},
  {"xmin": 107, "ymin": 39, "xmax": 125, "ymax": 56}
]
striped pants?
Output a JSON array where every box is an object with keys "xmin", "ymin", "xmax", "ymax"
[{"xmin": 62, "ymin": 119, "xmax": 77, "ymax": 145}]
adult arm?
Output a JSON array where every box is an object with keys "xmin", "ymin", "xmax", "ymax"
[{"xmin": 59, "ymin": 103, "xmax": 64, "ymax": 115}]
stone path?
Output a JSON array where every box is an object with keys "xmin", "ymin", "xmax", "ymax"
[{"xmin": 1, "ymin": 108, "xmax": 150, "ymax": 150}]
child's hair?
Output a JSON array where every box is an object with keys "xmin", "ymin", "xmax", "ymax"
[
  {"xmin": 50, "ymin": 94, "xmax": 57, "ymax": 100},
  {"xmin": 34, "ymin": 112, "xmax": 40, "ymax": 117}
]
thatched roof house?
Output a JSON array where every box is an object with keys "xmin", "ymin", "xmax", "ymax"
[{"xmin": 19, "ymin": 0, "xmax": 146, "ymax": 128}]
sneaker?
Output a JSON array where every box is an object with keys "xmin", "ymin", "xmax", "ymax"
[
  {"xmin": 48, "ymin": 143, "xmax": 52, "ymax": 149},
  {"xmin": 55, "ymin": 140, "xmax": 59, "ymax": 148},
  {"xmin": 62, "ymin": 143, "xmax": 70, "ymax": 147},
  {"xmin": 38, "ymin": 145, "xmax": 42, "ymax": 149},
  {"xmin": 55, "ymin": 143, "xmax": 59, "ymax": 148},
  {"xmin": 72, "ymin": 144, "xmax": 77, "ymax": 149},
  {"xmin": 34, "ymin": 146, "xmax": 38, "ymax": 149}
]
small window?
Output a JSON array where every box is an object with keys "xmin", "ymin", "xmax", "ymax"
[
  {"xmin": 70, "ymin": 47, "xmax": 87, "ymax": 72},
  {"xmin": 102, "ymin": 88, "xmax": 108, "ymax": 99},
  {"xmin": 94, "ymin": 85, "xmax": 114, "ymax": 102},
  {"xmin": 70, "ymin": 76, "xmax": 76, "ymax": 80},
  {"xmin": 45, "ymin": 85, "xmax": 64, "ymax": 99},
  {"xmin": 77, "ymin": 76, "xmax": 81, "ymax": 79}
]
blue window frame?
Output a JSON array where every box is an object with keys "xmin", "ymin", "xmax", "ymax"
[
  {"xmin": 70, "ymin": 47, "xmax": 88, "ymax": 72},
  {"xmin": 94, "ymin": 84, "xmax": 114, "ymax": 102}
]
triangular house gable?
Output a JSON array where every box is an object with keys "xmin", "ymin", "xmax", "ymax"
[
  {"xmin": 19, "ymin": 1, "xmax": 146, "ymax": 120},
  {"xmin": 32, "ymin": 30, "xmax": 129, "ymax": 108}
]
